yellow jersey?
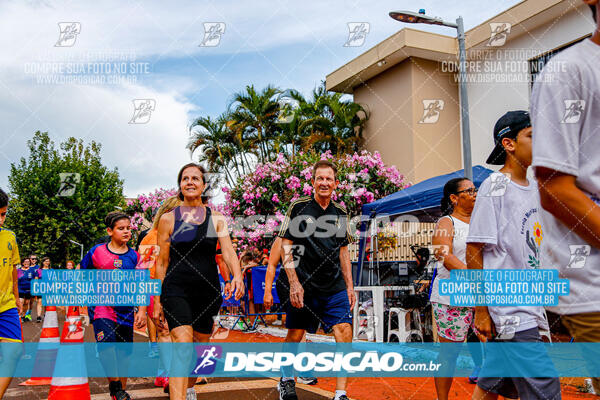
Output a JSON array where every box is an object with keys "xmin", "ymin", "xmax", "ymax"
[{"xmin": 0, "ymin": 228, "xmax": 20, "ymax": 313}]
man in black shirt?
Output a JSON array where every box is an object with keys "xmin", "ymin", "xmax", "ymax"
[{"xmin": 277, "ymin": 160, "xmax": 355, "ymax": 400}]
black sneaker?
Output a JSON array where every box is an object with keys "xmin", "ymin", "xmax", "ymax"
[
  {"xmin": 297, "ymin": 376, "xmax": 318, "ymax": 385},
  {"xmin": 332, "ymin": 396, "xmax": 349, "ymax": 400},
  {"xmin": 36, "ymin": 316, "xmax": 42, "ymax": 323},
  {"xmin": 278, "ymin": 379, "xmax": 298, "ymax": 400},
  {"xmin": 111, "ymin": 389, "xmax": 131, "ymax": 400}
]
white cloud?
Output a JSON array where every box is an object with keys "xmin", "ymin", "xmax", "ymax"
[
  {"xmin": 0, "ymin": 0, "xmax": 521, "ymax": 199},
  {"xmin": 0, "ymin": 67, "xmax": 196, "ymax": 198}
]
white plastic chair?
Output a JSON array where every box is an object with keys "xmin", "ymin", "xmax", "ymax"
[{"xmin": 387, "ymin": 307, "xmax": 424, "ymax": 342}]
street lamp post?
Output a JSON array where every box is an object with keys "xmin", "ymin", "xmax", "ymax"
[
  {"xmin": 69, "ymin": 239, "xmax": 84, "ymax": 262},
  {"xmin": 389, "ymin": 10, "xmax": 473, "ymax": 181}
]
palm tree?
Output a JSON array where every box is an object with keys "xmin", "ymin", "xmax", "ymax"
[
  {"xmin": 187, "ymin": 83, "xmax": 369, "ymax": 179},
  {"xmin": 296, "ymin": 83, "xmax": 369, "ymax": 154},
  {"xmin": 229, "ymin": 85, "xmax": 282, "ymax": 163},
  {"xmin": 188, "ymin": 114, "xmax": 237, "ymax": 184}
]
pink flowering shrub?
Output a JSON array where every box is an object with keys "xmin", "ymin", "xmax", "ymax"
[
  {"xmin": 124, "ymin": 188, "xmax": 178, "ymax": 231},
  {"xmin": 223, "ymin": 150, "xmax": 408, "ymax": 250}
]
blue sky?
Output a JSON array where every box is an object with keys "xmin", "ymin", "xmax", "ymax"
[{"xmin": 0, "ymin": 0, "xmax": 521, "ymax": 198}]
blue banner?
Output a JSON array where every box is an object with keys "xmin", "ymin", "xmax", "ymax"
[
  {"xmin": 251, "ymin": 265, "xmax": 280, "ymax": 305},
  {"xmin": 3, "ymin": 342, "xmax": 600, "ymax": 378}
]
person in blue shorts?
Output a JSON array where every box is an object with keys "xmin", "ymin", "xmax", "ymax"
[
  {"xmin": 0, "ymin": 188, "xmax": 22, "ymax": 398},
  {"xmin": 17, "ymin": 257, "xmax": 34, "ymax": 322},
  {"xmin": 81, "ymin": 211, "xmax": 146, "ymax": 400}
]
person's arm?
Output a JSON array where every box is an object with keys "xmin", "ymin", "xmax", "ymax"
[
  {"xmin": 432, "ymin": 217, "xmax": 466, "ymax": 270},
  {"xmin": 12, "ymin": 265, "xmax": 21, "ymax": 314},
  {"xmin": 536, "ymin": 167, "xmax": 600, "ymax": 249},
  {"xmin": 466, "ymin": 242, "xmax": 494, "ymax": 341},
  {"xmin": 281, "ymin": 238, "xmax": 303, "ymax": 308},
  {"xmin": 264, "ymin": 239, "xmax": 281, "ymax": 309},
  {"xmin": 153, "ymin": 212, "xmax": 173, "ymax": 327},
  {"xmin": 213, "ymin": 211, "xmax": 244, "ymax": 300},
  {"xmin": 339, "ymin": 246, "xmax": 355, "ymax": 310}
]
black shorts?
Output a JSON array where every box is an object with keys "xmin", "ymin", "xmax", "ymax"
[
  {"xmin": 19, "ymin": 293, "xmax": 32, "ymax": 300},
  {"xmin": 161, "ymin": 295, "xmax": 222, "ymax": 334}
]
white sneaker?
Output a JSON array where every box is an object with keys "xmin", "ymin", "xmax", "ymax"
[
  {"xmin": 272, "ymin": 320, "xmax": 283, "ymax": 326},
  {"xmin": 186, "ymin": 387, "xmax": 197, "ymax": 400}
]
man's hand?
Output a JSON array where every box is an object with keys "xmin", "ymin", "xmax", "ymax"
[
  {"xmin": 264, "ymin": 291, "xmax": 273, "ymax": 309},
  {"xmin": 347, "ymin": 288, "xmax": 356, "ymax": 311},
  {"xmin": 231, "ymin": 275, "xmax": 245, "ymax": 301},
  {"xmin": 289, "ymin": 280, "xmax": 304, "ymax": 308},
  {"xmin": 474, "ymin": 307, "xmax": 495, "ymax": 342}
]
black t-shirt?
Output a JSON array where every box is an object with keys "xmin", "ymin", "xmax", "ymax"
[{"xmin": 278, "ymin": 196, "xmax": 353, "ymax": 295}]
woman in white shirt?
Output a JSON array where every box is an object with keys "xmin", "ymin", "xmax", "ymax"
[{"xmin": 431, "ymin": 177, "xmax": 480, "ymax": 400}]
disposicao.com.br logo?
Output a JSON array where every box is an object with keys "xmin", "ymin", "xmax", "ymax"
[{"xmin": 224, "ymin": 351, "xmax": 440, "ymax": 373}]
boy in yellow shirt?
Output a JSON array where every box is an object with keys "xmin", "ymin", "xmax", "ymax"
[{"xmin": 0, "ymin": 188, "xmax": 22, "ymax": 398}]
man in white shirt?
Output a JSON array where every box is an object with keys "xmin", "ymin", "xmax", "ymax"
[{"xmin": 531, "ymin": 1, "xmax": 600, "ymax": 393}]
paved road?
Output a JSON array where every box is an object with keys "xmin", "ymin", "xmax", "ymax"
[{"xmin": 6, "ymin": 310, "xmax": 333, "ymax": 400}]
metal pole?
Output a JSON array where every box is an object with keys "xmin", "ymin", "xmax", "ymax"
[{"xmin": 456, "ymin": 16, "xmax": 473, "ymax": 181}]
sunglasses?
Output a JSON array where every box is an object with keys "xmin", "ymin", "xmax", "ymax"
[{"xmin": 456, "ymin": 188, "xmax": 478, "ymax": 196}]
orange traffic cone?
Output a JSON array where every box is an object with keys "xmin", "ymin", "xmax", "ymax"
[
  {"xmin": 48, "ymin": 306, "xmax": 90, "ymax": 399},
  {"xmin": 20, "ymin": 306, "xmax": 60, "ymax": 386}
]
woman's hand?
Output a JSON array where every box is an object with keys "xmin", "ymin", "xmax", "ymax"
[
  {"xmin": 264, "ymin": 291, "xmax": 273, "ymax": 309},
  {"xmin": 153, "ymin": 297, "xmax": 166, "ymax": 330},
  {"xmin": 223, "ymin": 281, "xmax": 232, "ymax": 300},
  {"xmin": 231, "ymin": 275, "xmax": 245, "ymax": 301},
  {"xmin": 134, "ymin": 309, "xmax": 147, "ymax": 330}
]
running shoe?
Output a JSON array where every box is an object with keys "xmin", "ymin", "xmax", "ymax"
[
  {"xmin": 277, "ymin": 379, "xmax": 298, "ymax": 400},
  {"xmin": 332, "ymin": 396, "xmax": 349, "ymax": 400},
  {"xmin": 272, "ymin": 319, "xmax": 283, "ymax": 326},
  {"xmin": 186, "ymin": 388, "xmax": 197, "ymax": 400},
  {"xmin": 297, "ymin": 376, "xmax": 318, "ymax": 385},
  {"xmin": 111, "ymin": 389, "xmax": 131, "ymax": 400},
  {"xmin": 36, "ymin": 316, "xmax": 42, "ymax": 323},
  {"xmin": 468, "ymin": 366, "xmax": 481, "ymax": 384},
  {"xmin": 24, "ymin": 314, "xmax": 31, "ymax": 321}
]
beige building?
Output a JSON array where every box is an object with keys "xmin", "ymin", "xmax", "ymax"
[{"xmin": 326, "ymin": 0, "xmax": 595, "ymax": 183}]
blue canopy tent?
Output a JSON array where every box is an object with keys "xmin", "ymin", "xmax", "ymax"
[{"xmin": 355, "ymin": 165, "xmax": 493, "ymax": 285}]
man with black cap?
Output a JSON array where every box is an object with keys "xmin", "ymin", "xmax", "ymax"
[{"xmin": 466, "ymin": 111, "xmax": 561, "ymax": 400}]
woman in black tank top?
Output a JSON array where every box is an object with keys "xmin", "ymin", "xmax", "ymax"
[{"xmin": 153, "ymin": 163, "xmax": 244, "ymax": 400}]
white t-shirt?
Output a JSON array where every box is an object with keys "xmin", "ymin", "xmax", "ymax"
[
  {"xmin": 430, "ymin": 215, "xmax": 469, "ymax": 305},
  {"xmin": 467, "ymin": 174, "xmax": 548, "ymax": 333},
  {"xmin": 530, "ymin": 38, "xmax": 600, "ymax": 315}
]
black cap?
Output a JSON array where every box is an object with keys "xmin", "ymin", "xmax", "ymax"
[{"xmin": 486, "ymin": 110, "xmax": 531, "ymax": 165}]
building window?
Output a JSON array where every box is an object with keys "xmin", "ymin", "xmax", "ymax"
[{"xmin": 529, "ymin": 35, "xmax": 590, "ymax": 86}]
